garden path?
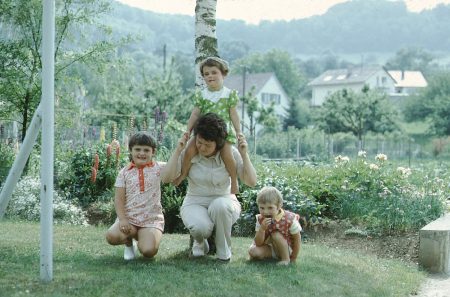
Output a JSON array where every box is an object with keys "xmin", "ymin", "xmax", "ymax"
[{"xmin": 413, "ymin": 274, "xmax": 450, "ymax": 297}]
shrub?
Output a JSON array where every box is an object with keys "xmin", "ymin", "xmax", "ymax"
[
  {"xmin": 297, "ymin": 153, "xmax": 448, "ymax": 234},
  {"xmin": 57, "ymin": 141, "xmax": 128, "ymax": 208},
  {"xmin": 235, "ymin": 161, "xmax": 326, "ymax": 237},
  {"xmin": 85, "ymin": 189, "xmax": 116, "ymax": 226},
  {"xmin": 161, "ymin": 182, "xmax": 187, "ymax": 233},
  {"xmin": 0, "ymin": 143, "xmax": 15, "ymax": 186},
  {"xmin": 6, "ymin": 176, "xmax": 87, "ymax": 225}
]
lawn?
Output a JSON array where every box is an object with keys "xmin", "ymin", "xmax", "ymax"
[{"xmin": 0, "ymin": 221, "xmax": 425, "ymax": 297}]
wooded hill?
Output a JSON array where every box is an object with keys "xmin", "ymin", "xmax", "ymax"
[{"xmin": 107, "ymin": 0, "xmax": 450, "ymax": 59}]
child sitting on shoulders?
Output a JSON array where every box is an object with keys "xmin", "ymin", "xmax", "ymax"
[
  {"xmin": 173, "ymin": 56, "xmax": 242, "ymax": 194},
  {"xmin": 248, "ymin": 186, "xmax": 302, "ymax": 265}
]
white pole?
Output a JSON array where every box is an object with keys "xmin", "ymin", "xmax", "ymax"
[
  {"xmin": 0, "ymin": 105, "xmax": 42, "ymax": 218},
  {"xmin": 40, "ymin": 0, "xmax": 55, "ymax": 282}
]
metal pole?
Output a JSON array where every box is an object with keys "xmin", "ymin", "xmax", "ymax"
[
  {"xmin": 163, "ymin": 44, "xmax": 167, "ymax": 73},
  {"xmin": 40, "ymin": 0, "xmax": 55, "ymax": 282},
  {"xmin": 241, "ymin": 67, "xmax": 246, "ymax": 133},
  {"xmin": 0, "ymin": 105, "xmax": 42, "ymax": 218}
]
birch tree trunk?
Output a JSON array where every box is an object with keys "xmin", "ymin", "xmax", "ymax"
[{"xmin": 195, "ymin": 0, "xmax": 218, "ymax": 87}]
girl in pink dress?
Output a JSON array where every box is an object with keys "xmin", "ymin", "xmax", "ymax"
[{"xmin": 106, "ymin": 131, "xmax": 185, "ymax": 260}]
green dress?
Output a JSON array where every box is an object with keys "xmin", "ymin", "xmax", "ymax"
[{"xmin": 194, "ymin": 87, "xmax": 239, "ymax": 144}]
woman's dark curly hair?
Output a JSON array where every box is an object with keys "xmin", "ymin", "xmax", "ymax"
[
  {"xmin": 128, "ymin": 131, "xmax": 157, "ymax": 151},
  {"xmin": 193, "ymin": 113, "xmax": 228, "ymax": 151}
]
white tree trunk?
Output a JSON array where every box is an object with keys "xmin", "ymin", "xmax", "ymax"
[{"xmin": 195, "ymin": 0, "xmax": 218, "ymax": 87}]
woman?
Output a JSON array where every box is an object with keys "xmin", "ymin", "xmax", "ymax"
[{"xmin": 166, "ymin": 112, "xmax": 257, "ymax": 261}]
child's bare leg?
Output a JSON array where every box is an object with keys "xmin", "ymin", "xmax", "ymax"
[
  {"xmin": 137, "ymin": 227, "xmax": 163, "ymax": 258},
  {"xmin": 173, "ymin": 137, "xmax": 197, "ymax": 186},
  {"xmin": 105, "ymin": 221, "xmax": 138, "ymax": 246},
  {"xmin": 248, "ymin": 243, "xmax": 272, "ymax": 261},
  {"xmin": 271, "ymin": 232, "xmax": 290, "ymax": 265},
  {"xmin": 220, "ymin": 142, "xmax": 239, "ymax": 194}
]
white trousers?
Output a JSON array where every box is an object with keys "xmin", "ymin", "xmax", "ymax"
[{"xmin": 180, "ymin": 195, "xmax": 241, "ymax": 260}]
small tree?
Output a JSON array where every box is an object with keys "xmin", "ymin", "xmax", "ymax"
[
  {"xmin": 403, "ymin": 71, "xmax": 450, "ymax": 137},
  {"xmin": 0, "ymin": 0, "xmax": 117, "ymax": 141},
  {"xmin": 316, "ymin": 86, "xmax": 398, "ymax": 150}
]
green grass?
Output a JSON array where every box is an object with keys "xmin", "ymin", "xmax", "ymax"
[{"xmin": 0, "ymin": 221, "xmax": 425, "ymax": 297}]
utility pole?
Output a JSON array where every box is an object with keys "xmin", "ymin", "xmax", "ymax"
[
  {"xmin": 163, "ymin": 44, "xmax": 167, "ymax": 73},
  {"xmin": 241, "ymin": 66, "xmax": 246, "ymax": 133}
]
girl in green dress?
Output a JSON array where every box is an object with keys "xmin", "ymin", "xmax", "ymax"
[{"xmin": 173, "ymin": 57, "xmax": 242, "ymax": 194}]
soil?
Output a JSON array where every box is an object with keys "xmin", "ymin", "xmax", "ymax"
[{"xmin": 304, "ymin": 220, "xmax": 420, "ymax": 264}]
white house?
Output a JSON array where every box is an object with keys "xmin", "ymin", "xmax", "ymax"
[
  {"xmin": 225, "ymin": 72, "xmax": 290, "ymax": 134},
  {"xmin": 308, "ymin": 66, "xmax": 396, "ymax": 107},
  {"xmin": 387, "ymin": 70, "xmax": 428, "ymax": 103},
  {"xmin": 308, "ymin": 66, "xmax": 428, "ymax": 107}
]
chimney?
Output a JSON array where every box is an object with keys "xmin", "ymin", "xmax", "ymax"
[{"xmin": 346, "ymin": 68, "xmax": 353, "ymax": 78}]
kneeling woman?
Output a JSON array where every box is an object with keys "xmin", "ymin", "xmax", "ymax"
[{"xmin": 165, "ymin": 112, "xmax": 257, "ymax": 261}]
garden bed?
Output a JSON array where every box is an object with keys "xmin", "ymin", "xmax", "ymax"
[{"xmin": 305, "ymin": 220, "xmax": 420, "ymax": 264}]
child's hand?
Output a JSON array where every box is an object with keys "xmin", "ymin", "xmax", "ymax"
[
  {"xmin": 260, "ymin": 217, "xmax": 273, "ymax": 231},
  {"xmin": 237, "ymin": 134, "xmax": 248, "ymax": 153},
  {"xmin": 119, "ymin": 220, "xmax": 132, "ymax": 235}
]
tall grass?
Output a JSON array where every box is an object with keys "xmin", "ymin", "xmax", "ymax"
[{"xmin": 0, "ymin": 221, "xmax": 425, "ymax": 297}]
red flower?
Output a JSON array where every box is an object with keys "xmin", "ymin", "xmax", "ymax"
[
  {"xmin": 93, "ymin": 153, "xmax": 99, "ymax": 170},
  {"xmin": 91, "ymin": 167, "xmax": 97, "ymax": 183},
  {"xmin": 115, "ymin": 145, "xmax": 120, "ymax": 160}
]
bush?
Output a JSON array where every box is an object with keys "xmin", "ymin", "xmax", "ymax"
[
  {"xmin": 0, "ymin": 143, "xmax": 15, "ymax": 186},
  {"xmin": 161, "ymin": 182, "xmax": 187, "ymax": 233},
  {"xmin": 57, "ymin": 141, "xmax": 128, "ymax": 208},
  {"xmin": 235, "ymin": 161, "xmax": 326, "ymax": 237},
  {"xmin": 85, "ymin": 190, "xmax": 116, "ymax": 225},
  {"xmin": 6, "ymin": 176, "xmax": 87, "ymax": 225},
  {"xmin": 296, "ymin": 153, "xmax": 448, "ymax": 234}
]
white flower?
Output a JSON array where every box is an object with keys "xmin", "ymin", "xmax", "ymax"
[
  {"xmin": 369, "ymin": 163, "xmax": 379, "ymax": 170},
  {"xmin": 7, "ymin": 176, "xmax": 87, "ymax": 225},
  {"xmin": 375, "ymin": 153, "xmax": 387, "ymax": 161},
  {"xmin": 334, "ymin": 155, "xmax": 350, "ymax": 163},
  {"xmin": 397, "ymin": 166, "xmax": 412, "ymax": 177},
  {"xmin": 358, "ymin": 150, "xmax": 367, "ymax": 158}
]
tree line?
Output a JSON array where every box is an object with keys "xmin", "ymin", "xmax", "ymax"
[{"xmin": 2, "ymin": 0, "xmax": 450, "ymax": 152}]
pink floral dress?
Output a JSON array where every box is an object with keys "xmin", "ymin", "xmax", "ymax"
[{"xmin": 115, "ymin": 161, "xmax": 165, "ymax": 231}]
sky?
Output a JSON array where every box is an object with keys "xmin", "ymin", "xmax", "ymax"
[{"xmin": 116, "ymin": 0, "xmax": 450, "ymax": 24}]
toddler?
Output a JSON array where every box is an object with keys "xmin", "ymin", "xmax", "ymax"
[
  {"xmin": 173, "ymin": 56, "xmax": 242, "ymax": 194},
  {"xmin": 248, "ymin": 186, "xmax": 302, "ymax": 265}
]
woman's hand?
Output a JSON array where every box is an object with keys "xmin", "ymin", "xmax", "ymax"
[{"xmin": 177, "ymin": 133, "xmax": 188, "ymax": 151}]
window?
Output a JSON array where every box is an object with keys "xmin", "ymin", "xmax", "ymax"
[{"xmin": 261, "ymin": 93, "xmax": 281, "ymax": 105}]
